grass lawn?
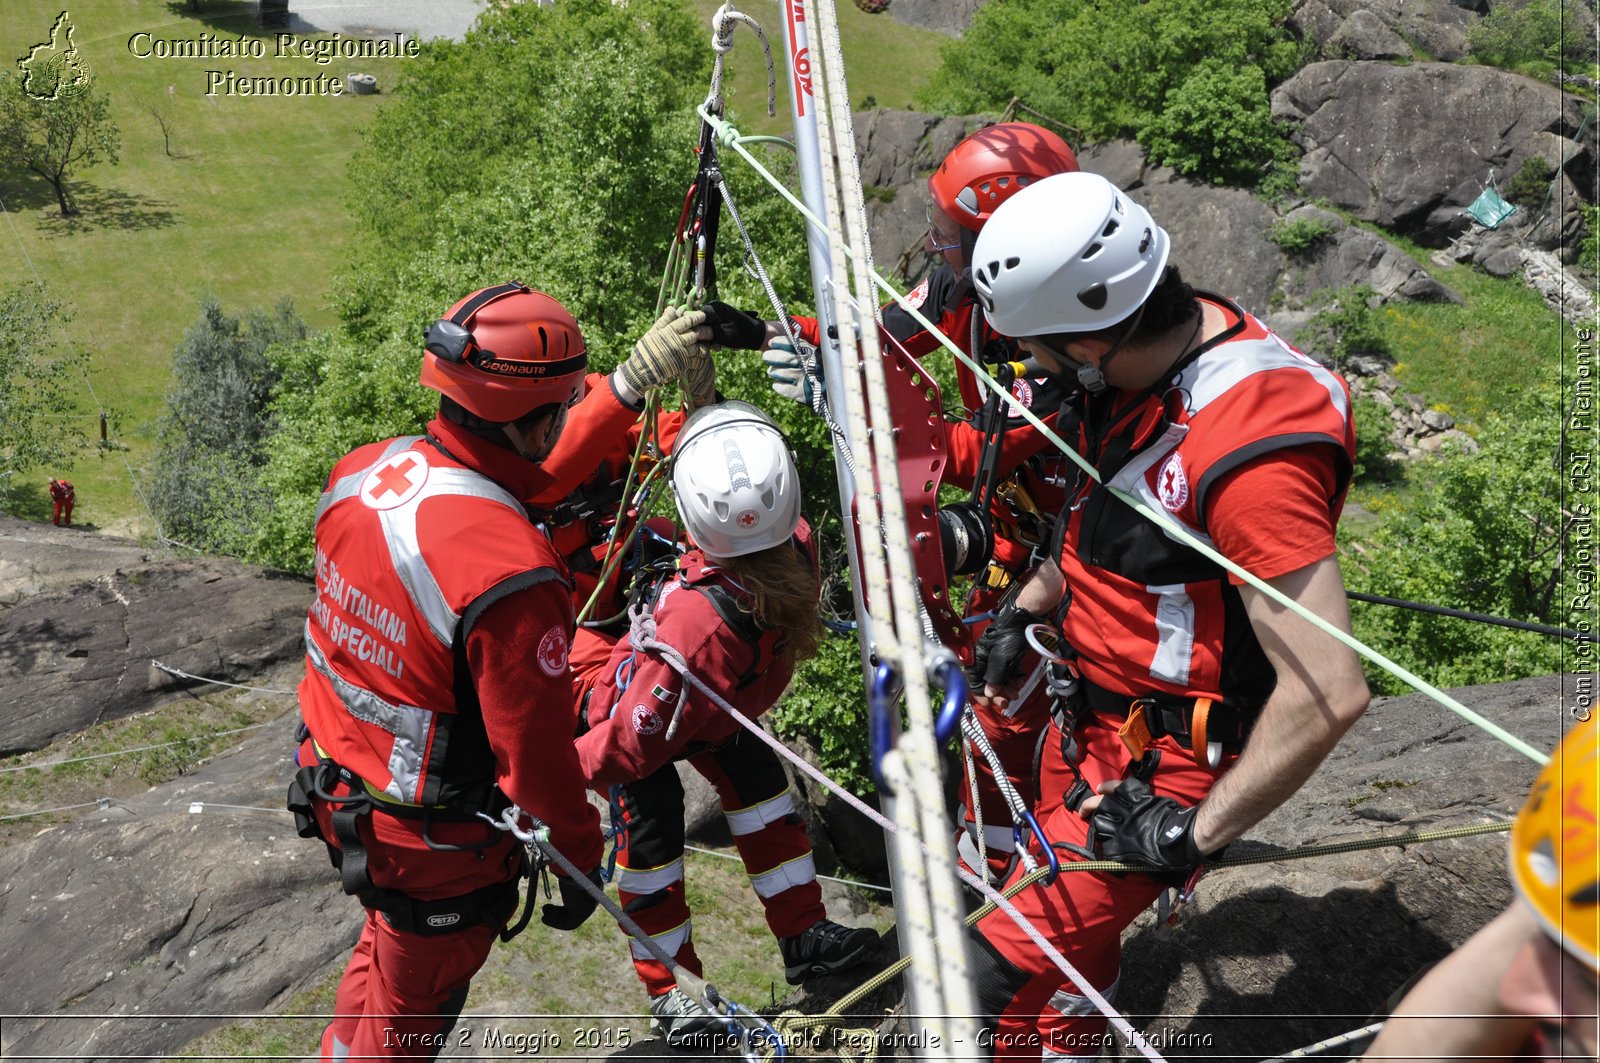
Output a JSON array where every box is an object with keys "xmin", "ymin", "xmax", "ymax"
[{"xmin": 0, "ymin": 0, "xmax": 409, "ymax": 537}]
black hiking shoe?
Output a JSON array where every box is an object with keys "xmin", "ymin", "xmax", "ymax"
[
  {"xmin": 778, "ymin": 919, "xmax": 880, "ymax": 985},
  {"xmin": 648, "ymin": 987, "xmax": 725, "ymax": 1051}
]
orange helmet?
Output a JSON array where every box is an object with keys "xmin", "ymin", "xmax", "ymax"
[
  {"xmin": 419, "ymin": 282, "xmax": 588, "ymax": 422},
  {"xmin": 1510, "ymin": 713, "xmax": 1600, "ymax": 970},
  {"xmin": 928, "ymin": 122, "xmax": 1080, "ymax": 233}
]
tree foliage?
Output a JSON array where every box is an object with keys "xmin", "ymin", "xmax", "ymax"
[
  {"xmin": 0, "ymin": 283, "xmax": 87, "ymax": 488},
  {"xmin": 0, "ymin": 70, "xmax": 120, "ymax": 216},
  {"xmin": 1466, "ymin": 0, "xmax": 1596, "ymax": 71},
  {"xmin": 150, "ymin": 298, "xmax": 305, "ymax": 553},
  {"xmin": 1342, "ymin": 359, "xmax": 1589, "ymax": 695},
  {"xmin": 919, "ymin": 0, "xmax": 1301, "ymax": 184}
]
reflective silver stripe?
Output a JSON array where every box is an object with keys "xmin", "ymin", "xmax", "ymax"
[
  {"xmin": 1145, "ymin": 583, "xmax": 1196, "ymax": 687},
  {"xmin": 724, "ymin": 788, "xmax": 796, "ymax": 836},
  {"xmin": 617, "ymin": 858, "xmax": 685, "ymax": 895},
  {"xmin": 380, "ymin": 466, "xmax": 527, "ymax": 648},
  {"xmin": 314, "ymin": 436, "xmax": 422, "ymax": 525},
  {"xmin": 304, "ymin": 619, "xmax": 433, "ymax": 802},
  {"xmin": 958, "ymin": 810, "xmax": 1018, "ymax": 852},
  {"xmin": 748, "ymin": 853, "xmax": 817, "ymax": 899},
  {"xmin": 1179, "ymin": 334, "xmax": 1349, "ymax": 421},
  {"xmin": 1045, "ymin": 971, "xmax": 1119, "ymax": 1019},
  {"xmin": 629, "ymin": 918, "xmax": 692, "ymax": 961}
]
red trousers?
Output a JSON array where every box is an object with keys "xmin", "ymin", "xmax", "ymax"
[
  {"xmin": 613, "ymin": 731, "xmax": 824, "ymax": 996},
  {"xmin": 52, "ymin": 497, "xmax": 73, "ymax": 526},
  {"xmin": 970, "ymin": 715, "xmax": 1234, "ymax": 1062},
  {"xmin": 301, "ymin": 739, "xmax": 524, "ymax": 1062}
]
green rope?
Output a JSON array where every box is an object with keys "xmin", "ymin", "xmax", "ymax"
[{"xmin": 696, "ymin": 104, "xmax": 1548, "ymax": 768}]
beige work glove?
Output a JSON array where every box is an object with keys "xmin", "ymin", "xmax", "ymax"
[
  {"xmin": 680, "ymin": 342, "xmax": 716, "ymax": 412},
  {"xmin": 617, "ymin": 307, "xmax": 709, "ymax": 396}
]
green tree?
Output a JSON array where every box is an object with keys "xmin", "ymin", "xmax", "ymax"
[
  {"xmin": 1342, "ymin": 359, "xmax": 1588, "ymax": 694},
  {"xmin": 919, "ymin": 0, "xmax": 1301, "ymax": 185},
  {"xmin": 0, "ymin": 70, "xmax": 120, "ymax": 216},
  {"xmin": 1467, "ymin": 0, "xmax": 1595, "ymax": 72},
  {"xmin": 0, "ymin": 283, "xmax": 87, "ymax": 492},
  {"xmin": 150, "ymin": 298, "xmax": 305, "ymax": 554}
]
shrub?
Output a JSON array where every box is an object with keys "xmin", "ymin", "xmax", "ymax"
[
  {"xmin": 1299, "ymin": 286, "xmax": 1392, "ymax": 368},
  {"xmin": 1504, "ymin": 155, "xmax": 1556, "ymax": 210},
  {"xmin": 1350, "ymin": 393, "xmax": 1403, "ymax": 485},
  {"xmin": 1140, "ymin": 60, "xmax": 1297, "ymax": 185},
  {"xmin": 1267, "ymin": 214, "xmax": 1337, "ymax": 255},
  {"xmin": 1581, "ymin": 203, "xmax": 1600, "ymax": 279},
  {"xmin": 1467, "ymin": 0, "xmax": 1593, "ymax": 70}
]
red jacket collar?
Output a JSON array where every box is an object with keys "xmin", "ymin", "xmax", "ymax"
[{"xmin": 425, "ymin": 415, "xmax": 561, "ymax": 503}]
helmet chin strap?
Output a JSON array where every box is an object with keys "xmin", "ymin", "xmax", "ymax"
[
  {"xmin": 502, "ymin": 422, "xmax": 541, "ymax": 463},
  {"xmin": 1044, "ymin": 302, "xmax": 1150, "ymax": 396}
]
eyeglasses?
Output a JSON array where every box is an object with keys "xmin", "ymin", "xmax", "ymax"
[{"xmin": 926, "ymin": 207, "xmax": 963, "ymax": 253}]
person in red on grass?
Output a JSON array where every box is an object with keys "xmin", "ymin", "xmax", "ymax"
[
  {"xmin": 288, "ymin": 283, "xmax": 708, "ymax": 1062},
  {"xmin": 48, "ymin": 477, "xmax": 74, "ymax": 526},
  {"xmin": 753, "ymin": 122, "xmax": 1083, "ymax": 881},
  {"xmin": 962, "ymin": 173, "xmax": 1370, "ymax": 1059},
  {"xmin": 572, "ymin": 401, "xmax": 879, "ymax": 1048}
]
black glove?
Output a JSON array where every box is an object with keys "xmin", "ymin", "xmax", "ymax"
[
  {"xmin": 541, "ymin": 866, "xmax": 605, "ymax": 931},
  {"xmin": 701, "ymin": 301, "xmax": 768, "ymax": 350},
  {"xmin": 1086, "ymin": 776, "xmax": 1210, "ymax": 884},
  {"xmin": 967, "ymin": 599, "xmax": 1042, "ymax": 689},
  {"xmin": 937, "ymin": 501, "xmax": 993, "ymax": 578}
]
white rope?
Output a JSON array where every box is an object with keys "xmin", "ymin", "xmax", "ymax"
[
  {"xmin": 708, "ymin": 3, "xmax": 777, "ymax": 118},
  {"xmin": 634, "ymin": 629, "xmax": 1168, "ymax": 1063},
  {"xmin": 694, "ymin": 105, "xmax": 1546, "ymax": 767},
  {"xmin": 150, "ymin": 659, "xmax": 297, "ymax": 696}
]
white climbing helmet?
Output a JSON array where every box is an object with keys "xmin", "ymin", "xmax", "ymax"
[
  {"xmin": 671, "ymin": 400, "xmax": 800, "ymax": 559},
  {"xmin": 970, "ymin": 171, "xmax": 1171, "ymax": 337}
]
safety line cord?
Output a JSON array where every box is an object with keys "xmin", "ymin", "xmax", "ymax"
[
  {"xmin": 150, "ymin": 660, "xmax": 298, "ymax": 695},
  {"xmin": 694, "ymin": 105, "xmax": 1548, "ymax": 767},
  {"xmin": 1347, "ymin": 590, "xmax": 1599, "ymax": 644},
  {"xmin": 636, "ymin": 628, "xmax": 1168, "ymax": 1063}
]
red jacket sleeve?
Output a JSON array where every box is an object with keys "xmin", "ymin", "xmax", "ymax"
[
  {"xmin": 533, "ymin": 373, "xmax": 646, "ymax": 505},
  {"xmin": 574, "ymin": 594, "xmax": 749, "ymax": 786},
  {"xmin": 468, "ymin": 582, "xmax": 603, "ymax": 873}
]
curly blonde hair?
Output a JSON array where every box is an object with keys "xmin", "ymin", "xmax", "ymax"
[{"xmin": 721, "ymin": 541, "xmax": 824, "ymax": 665}]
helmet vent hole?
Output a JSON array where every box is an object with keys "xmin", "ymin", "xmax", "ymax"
[
  {"xmin": 997, "ymin": 177, "xmax": 1011, "ymax": 188},
  {"xmin": 1102, "ymin": 220, "xmax": 1120, "ymax": 239},
  {"xmin": 986, "ymin": 260, "xmax": 1001, "ymax": 278},
  {"xmin": 1017, "ymin": 175, "xmax": 1030, "ymax": 186},
  {"xmin": 1139, "ymin": 227, "xmax": 1153, "ymax": 253},
  {"xmin": 761, "ymin": 488, "xmax": 775, "ymax": 508},
  {"xmin": 1113, "ymin": 195, "xmax": 1126, "ymax": 216},
  {"xmin": 714, "ymin": 501, "xmax": 730, "ymax": 520},
  {"xmin": 1005, "ymin": 256, "xmax": 1020, "ymax": 269},
  {"xmin": 537, "ymin": 325, "xmax": 550, "ymax": 356},
  {"xmin": 956, "ymin": 187, "xmax": 980, "ymax": 215},
  {"xmin": 1083, "ymin": 242, "xmax": 1103, "ymax": 260},
  {"xmin": 1077, "ymin": 283, "xmax": 1109, "ymax": 311}
]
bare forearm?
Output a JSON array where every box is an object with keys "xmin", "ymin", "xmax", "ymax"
[{"xmin": 1015, "ymin": 555, "xmax": 1065, "ymax": 616}]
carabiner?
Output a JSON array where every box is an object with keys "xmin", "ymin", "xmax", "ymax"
[
  {"xmin": 931, "ymin": 656, "xmax": 968, "ymax": 744},
  {"xmin": 1015, "ymin": 808, "xmax": 1060, "ymax": 886},
  {"xmin": 869, "ymin": 662, "xmax": 897, "ymax": 787}
]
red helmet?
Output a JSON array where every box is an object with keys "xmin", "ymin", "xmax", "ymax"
[
  {"xmin": 419, "ymin": 282, "xmax": 588, "ymax": 422},
  {"xmin": 928, "ymin": 122, "xmax": 1081, "ymax": 233}
]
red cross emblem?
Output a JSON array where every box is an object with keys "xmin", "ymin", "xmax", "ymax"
[
  {"xmin": 1157, "ymin": 452, "xmax": 1189, "ymax": 512},
  {"xmin": 736, "ymin": 509, "xmax": 760, "ymax": 529},
  {"xmin": 361, "ymin": 454, "xmax": 427, "ymax": 510}
]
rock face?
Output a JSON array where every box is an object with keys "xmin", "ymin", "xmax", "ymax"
[
  {"xmin": 0, "ymin": 708, "xmax": 354, "ymax": 1063},
  {"xmin": 1272, "ymin": 61, "xmax": 1592, "ymax": 245},
  {"xmin": 0, "ymin": 516, "xmax": 312, "ymax": 756},
  {"xmin": 887, "ymin": 0, "xmax": 988, "ymax": 37},
  {"xmin": 1116, "ymin": 674, "xmax": 1568, "ymax": 1060},
  {"xmin": 1290, "ymin": 0, "xmax": 1483, "ymax": 62}
]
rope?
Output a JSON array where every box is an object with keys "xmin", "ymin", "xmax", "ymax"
[
  {"xmin": 0, "ymin": 798, "xmax": 110, "ymax": 822},
  {"xmin": 0, "ymin": 723, "xmax": 272, "ymax": 775},
  {"xmin": 695, "ymin": 105, "xmax": 1549, "ymax": 767},
  {"xmin": 1346, "ymin": 590, "xmax": 1600, "ymax": 643},
  {"xmin": 149, "ymin": 660, "xmax": 298, "ymax": 695},
  {"xmin": 708, "ymin": 3, "xmax": 777, "ymax": 118},
  {"xmin": 633, "ymin": 626, "xmax": 1168, "ymax": 1063},
  {"xmin": 1256, "ymin": 1020, "xmax": 1384, "ymax": 1062}
]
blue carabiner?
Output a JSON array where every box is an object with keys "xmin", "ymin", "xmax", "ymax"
[
  {"xmin": 932, "ymin": 659, "xmax": 968, "ymax": 744},
  {"xmin": 1015, "ymin": 808, "xmax": 1061, "ymax": 886},
  {"xmin": 869, "ymin": 662, "xmax": 897, "ymax": 786}
]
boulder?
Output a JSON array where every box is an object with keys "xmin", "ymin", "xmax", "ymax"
[
  {"xmin": 1290, "ymin": 0, "xmax": 1480, "ymax": 62},
  {"xmin": 0, "ymin": 550, "xmax": 312, "ymax": 756},
  {"xmin": 1273, "ymin": 61, "xmax": 1590, "ymax": 243},
  {"xmin": 853, "ymin": 111, "xmax": 987, "ymax": 283},
  {"xmin": 0, "ymin": 514, "xmax": 155, "ymax": 607},
  {"xmin": 1275, "ymin": 205, "xmax": 1461, "ymax": 308},
  {"xmin": 887, "ymin": 0, "xmax": 989, "ymax": 37},
  {"xmin": 0, "ymin": 709, "xmax": 355, "ymax": 1063}
]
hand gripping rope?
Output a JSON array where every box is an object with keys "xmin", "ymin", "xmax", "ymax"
[{"xmin": 476, "ymin": 805, "xmax": 786, "ymax": 1061}]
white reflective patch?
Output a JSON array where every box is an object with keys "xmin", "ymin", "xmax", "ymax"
[
  {"xmin": 724, "ymin": 788, "xmax": 795, "ymax": 836},
  {"xmin": 748, "ymin": 853, "xmax": 817, "ymax": 898},
  {"xmin": 316, "ymin": 436, "xmax": 422, "ymax": 525},
  {"xmin": 617, "ymin": 858, "xmax": 685, "ymax": 896},
  {"xmin": 305, "ymin": 620, "xmax": 434, "ymax": 802},
  {"xmin": 1145, "ymin": 584, "xmax": 1196, "ymax": 686},
  {"xmin": 629, "ymin": 918, "xmax": 692, "ymax": 961},
  {"xmin": 1179, "ymin": 335, "xmax": 1348, "ymax": 422}
]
